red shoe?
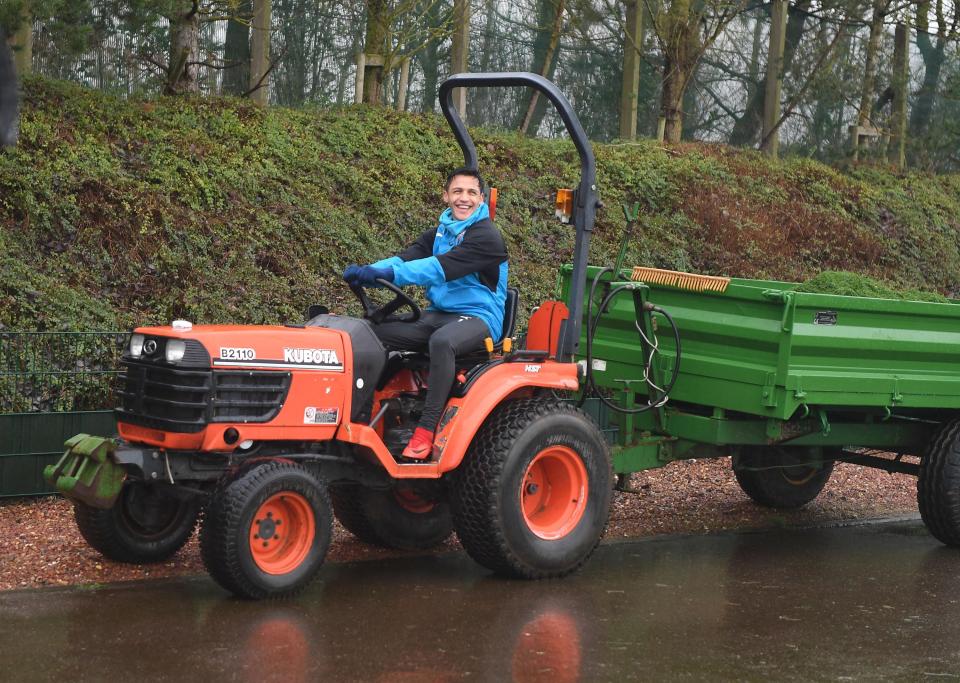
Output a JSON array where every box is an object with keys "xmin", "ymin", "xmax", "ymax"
[{"xmin": 402, "ymin": 427, "xmax": 434, "ymax": 460}]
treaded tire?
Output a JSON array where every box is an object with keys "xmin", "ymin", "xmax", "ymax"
[
  {"xmin": 450, "ymin": 397, "xmax": 612, "ymax": 578},
  {"xmin": 918, "ymin": 419, "xmax": 960, "ymax": 546},
  {"xmin": 733, "ymin": 446, "xmax": 834, "ymax": 509},
  {"xmin": 330, "ymin": 483, "xmax": 453, "ymax": 550},
  {"xmin": 200, "ymin": 462, "xmax": 332, "ymax": 599},
  {"xmin": 74, "ymin": 483, "xmax": 199, "ymax": 564}
]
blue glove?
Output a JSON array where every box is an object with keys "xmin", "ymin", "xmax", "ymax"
[
  {"xmin": 342, "ymin": 264, "xmax": 362, "ymax": 285},
  {"xmin": 354, "ymin": 265, "xmax": 394, "ymax": 286}
]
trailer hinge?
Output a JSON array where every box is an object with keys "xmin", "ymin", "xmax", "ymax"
[
  {"xmin": 793, "ymin": 375, "xmax": 807, "ymax": 400},
  {"xmin": 761, "ymin": 373, "xmax": 778, "ymax": 407},
  {"xmin": 891, "ymin": 377, "xmax": 903, "ymax": 404}
]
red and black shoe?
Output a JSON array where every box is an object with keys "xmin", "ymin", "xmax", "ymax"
[{"xmin": 402, "ymin": 427, "xmax": 434, "ymax": 460}]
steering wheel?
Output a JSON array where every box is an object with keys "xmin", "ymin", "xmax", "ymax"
[{"xmin": 349, "ymin": 279, "xmax": 421, "ymax": 325}]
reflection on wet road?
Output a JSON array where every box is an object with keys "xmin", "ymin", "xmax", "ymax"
[{"xmin": 2, "ymin": 516, "xmax": 958, "ymax": 681}]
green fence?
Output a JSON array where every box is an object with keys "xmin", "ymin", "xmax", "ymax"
[{"xmin": 0, "ymin": 332, "xmax": 128, "ymax": 498}]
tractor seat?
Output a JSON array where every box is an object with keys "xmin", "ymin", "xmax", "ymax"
[{"xmin": 376, "ymin": 287, "xmax": 519, "ymax": 384}]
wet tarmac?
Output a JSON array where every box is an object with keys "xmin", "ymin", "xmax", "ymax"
[{"xmin": 2, "ymin": 515, "xmax": 958, "ymax": 682}]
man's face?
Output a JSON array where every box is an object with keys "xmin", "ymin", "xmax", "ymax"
[{"xmin": 443, "ymin": 174, "xmax": 483, "ymax": 221}]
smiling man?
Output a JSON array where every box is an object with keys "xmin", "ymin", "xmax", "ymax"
[{"xmin": 343, "ymin": 167, "xmax": 509, "ymax": 459}]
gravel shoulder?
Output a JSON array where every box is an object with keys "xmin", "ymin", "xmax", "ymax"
[{"xmin": 1, "ymin": 458, "xmax": 918, "ymax": 592}]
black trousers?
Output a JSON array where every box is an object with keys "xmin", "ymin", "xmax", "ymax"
[{"xmin": 372, "ymin": 311, "xmax": 490, "ymax": 431}]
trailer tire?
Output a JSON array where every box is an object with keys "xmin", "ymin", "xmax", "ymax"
[
  {"xmin": 450, "ymin": 397, "xmax": 612, "ymax": 578},
  {"xmin": 329, "ymin": 483, "xmax": 453, "ymax": 550},
  {"xmin": 73, "ymin": 483, "xmax": 199, "ymax": 563},
  {"xmin": 200, "ymin": 462, "xmax": 332, "ymax": 599},
  {"xmin": 918, "ymin": 419, "xmax": 960, "ymax": 546},
  {"xmin": 733, "ymin": 446, "xmax": 834, "ymax": 509}
]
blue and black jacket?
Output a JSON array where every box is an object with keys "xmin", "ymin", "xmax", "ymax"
[{"xmin": 372, "ymin": 206, "xmax": 509, "ymax": 340}]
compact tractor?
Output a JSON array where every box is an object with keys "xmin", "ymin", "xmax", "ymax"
[{"xmin": 46, "ymin": 73, "xmax": 612, "ymax": 599}]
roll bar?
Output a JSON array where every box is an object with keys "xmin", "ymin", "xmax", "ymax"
[{"xmin": 438, "ymin": 72, "xmax": 599, "ymax": 362}]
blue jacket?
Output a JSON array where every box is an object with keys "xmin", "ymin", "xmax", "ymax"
[{"xmin": 373, "ymin": 205, "xmax": 509, "ymax": 340}]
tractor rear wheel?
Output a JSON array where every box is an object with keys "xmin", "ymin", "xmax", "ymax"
[
  {"xmin": 918, "ymin": 419, "xmax": 960, "ymax": 546},
  {"xmin": 329, "ymin": 483, "xmax": 453, "ymax": 550},
  {"xmin": 733, "ymin": 446, "xmax": 834, "ymax": 509},
  {"xmin": 74, "ymin": 482, "xmax": 199, "ymax": 563},
  {"xmin": 200, "ymin": 462, "xmax": 332, "ymax": 599},
  {"xmin": 450, "ymin": 397, "xmax": 611, "ymax": 578}
]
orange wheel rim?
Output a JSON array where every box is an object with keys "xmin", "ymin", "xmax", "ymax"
[
  {"xmin": 249, "ymin": 492, "xmax": 315, "ymax": 575},
  {"xmin": 520, "ymin": 446, "xmax": 588, "ymax": 540},
  {"xmin": 393, "ymin": 488, "xmax": 435, "ymax": 514}
]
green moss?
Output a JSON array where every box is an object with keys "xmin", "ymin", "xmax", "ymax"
[{"xmin": 2, "ymin": 76, "xmax": 959, "ymax": 331}]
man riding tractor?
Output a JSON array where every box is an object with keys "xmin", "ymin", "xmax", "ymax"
[{"xmin": 343, "ymin": 166, "xmax": 508, "ymax": 460}]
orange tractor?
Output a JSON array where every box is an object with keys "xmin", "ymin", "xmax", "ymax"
[{"xmin": 46, "ymin": 73, "xmax": 610, "ymax": 599}]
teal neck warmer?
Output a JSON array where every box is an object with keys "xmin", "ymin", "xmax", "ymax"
[{"xmin": 438, "ymin": 202, "xmax": 490, "ymax": 237}]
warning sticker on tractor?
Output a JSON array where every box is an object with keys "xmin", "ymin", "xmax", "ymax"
[{"xmin": 304, "ymin": 407, "xmax": 339, "ymax": 425}]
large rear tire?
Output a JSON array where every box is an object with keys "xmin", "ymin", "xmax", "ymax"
[
  {"xmin": 918, "ymin": 419, "xmax": 960, "ymax": 546},
  {"xmin": 733, "ymin": 446, "xmax": 834, "ymax": 509},
  {"xmin": 329, "ymin": 483, "xmax": 453, "ymax": 550},
  {"xmin": 74, "ymin": 483, "xmax": 199, "ymax": 563},
  {"xmin": 200, "ymin": 462, "xmax": 332, "ymax": 599},
  {"xmin": 450, "ymin": 398, "xmax": 612, "ymax": 578}
]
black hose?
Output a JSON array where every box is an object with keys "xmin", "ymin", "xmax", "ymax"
[
  {"xmin": 576, "ymin": 267, "xmax": 612, "ymax": 407},
  {"xmin": 579, "ymin": 274, "xmax": 682, "ymax": 415}
]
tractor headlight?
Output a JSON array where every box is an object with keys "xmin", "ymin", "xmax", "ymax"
[
  {"xmin": 129, "ymin": 333, "xmax": 145, "ymax": 358},
  {"xmin": 165, "ymin": 340, "xmax": 187, "ymax": 363}
]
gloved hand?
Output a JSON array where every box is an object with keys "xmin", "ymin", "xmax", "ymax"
[
  {"xmin": 342, "ymin": 264, "xmax": 362, "ymax": 284},
  {"xmin": 354, "ymin": 265, "xmax": 394, "ymax": 286}
]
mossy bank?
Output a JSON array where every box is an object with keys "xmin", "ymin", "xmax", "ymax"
[{"xmin": 2, "ymin": 77, "xmax": 959, "ymax": 331}]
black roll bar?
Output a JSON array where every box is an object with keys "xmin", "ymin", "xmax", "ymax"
[{"xmin": 438, "ymin": 72, "xmax": 599, "ymax": 362}]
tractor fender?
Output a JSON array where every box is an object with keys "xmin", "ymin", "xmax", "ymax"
[{"xmin": 434, "ymin": 360, "xmax": 579, "ymax": 473}]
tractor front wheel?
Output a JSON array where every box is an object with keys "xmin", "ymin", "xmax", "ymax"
[
  {"xmin": 733, "ymin": 446, "xmax": 834, "ymax": 509},
  {"xmin": 330, "ymin": 483, "xmax": 453, "ymax": 550},
  {"xmin": 200, "ymin": 462, "xmax": 332, "ymax": 599},
  {"xmin": 450, "ymin": 398, "xmax": 612, "ymax": 578},
  {"xmin": 74, "ymin": 482, "xmax": 199, "ymax": 563}
]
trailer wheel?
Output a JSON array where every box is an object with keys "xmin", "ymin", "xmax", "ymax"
[
  {"xmin": 450, "ymin": 398, "xmax": 612, "ymax": 578},
  {"xmin": 733, "ymin": 446, "xmax": 834, "ymax": 509},
  {"xmin": 918, "ymin": 419, "xmax": 960, "ymax": 546},
  {"xmin": 330, "ymin": 483, "xmax": 453, "ymax": 550},
  {"xmin": 73, "ymin": 483, "xmax": 199, "ymax": 563},
  {"xmin": 200, "ymin": 462, "xmax": 332, "ymax": 599}
]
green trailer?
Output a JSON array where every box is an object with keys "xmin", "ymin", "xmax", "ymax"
[{"xmin": 560, "ymin": 264, "xmax": 960, "ymax": 542}]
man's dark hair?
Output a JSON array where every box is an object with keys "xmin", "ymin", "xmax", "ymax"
[{"xmin": 445, "ymin": 167, "xmax": 484, "ymax": 194}]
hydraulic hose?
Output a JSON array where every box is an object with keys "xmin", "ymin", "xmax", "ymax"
[{"xmin": 577, "ymin": 268, "xmax": 682, "ymax": 415}]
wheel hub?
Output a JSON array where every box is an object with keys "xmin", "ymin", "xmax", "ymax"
[
  {"xmin": 520, "ymin": 446, "xmax": 589, "ymax": 540},
  {"xmin": 249, "ymin": 493, "xmax": 314, "ymax": 575}
]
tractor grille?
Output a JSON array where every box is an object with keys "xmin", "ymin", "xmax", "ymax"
[{"xmin": 116, "ymin": 360, "xmax": 291, "ymax": 433}]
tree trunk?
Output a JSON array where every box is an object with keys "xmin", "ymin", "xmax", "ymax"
[
  {"xmin": 450, "ymin": 0, "xmax": 470, "ymax": 115},
  {"xmin": 909, "ymin": 0, "xmax": 945, "ymax": 137},
  {"xmin": 658, "ymin": 0, "xmax": 697, "ymax": 143},
  {"xmin": 166, "ymin": 1, "xmax": 200, "ymax": 95},
  {"xmin": 852, "ymin": 0, "xmax": 886, "ymax": 159},
  {"xmin": 619, "ymin": 0, "xmax": 645, "ymax": 140},
  {"xmin": 362, "ymin": 0, "xmax": 389, "ymax": 104},
  {"xmin": 223, "ymin": 0, "xmax": 251, "ymax": 96},
  {"xmin": 728, "ymin": 0, "xmax": 810, "ymax": 146},
  {"xmin": 419, "ymin": 0, "xmax": 443, "ymax": 112},
  {"xmin": 519, "ymin": 0, "xmax": 564, "ymax": 136},
  {"xmin": 467, "ymin": 0, "xmax": 497, "ymax": 120},
  {"xmin": 1, "ymin": 39, "xmax": 18, "ymax": 147},
  {"xmin": 249, "ymin": 0, "xmax": 271, "ymax": 105},
  {"xmin": 8, "ymin": 1, "xmax": 32, "ymax": 76}
]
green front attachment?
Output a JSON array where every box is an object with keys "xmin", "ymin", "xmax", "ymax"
[{"xmin": 43, "ymin": 434, "xmax": 126, "ymax": 509}]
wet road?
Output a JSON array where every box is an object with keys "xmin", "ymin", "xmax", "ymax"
[{"xmin": 2, "ymin": 516, "xmax": 958, "ymax": 682}]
